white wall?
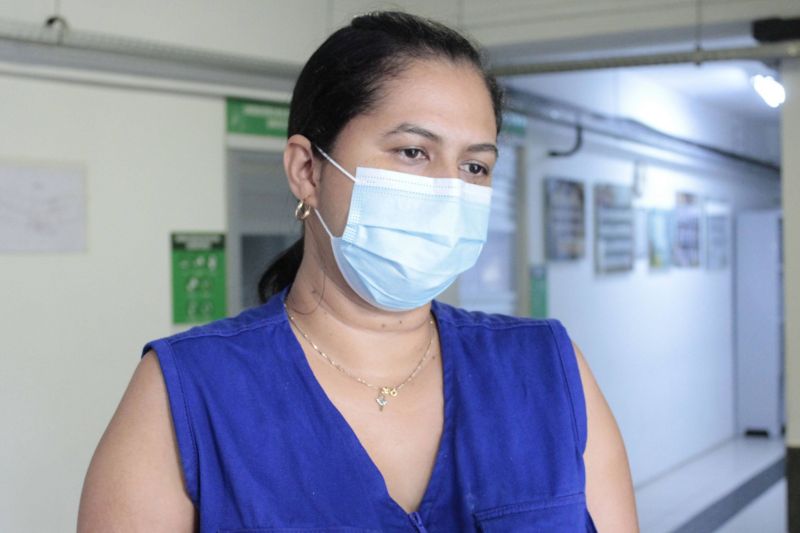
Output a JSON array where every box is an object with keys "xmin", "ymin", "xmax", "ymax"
[
  {"xmin": 514, "ymin": 69, "xmax": 780, "ymax": 486},
  {"xmin": 0, "ymin": 76, "xmax": 226, "ymax": 531}
]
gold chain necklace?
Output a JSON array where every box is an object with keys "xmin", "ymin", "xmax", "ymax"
[{"xmin": 284, "ymin": 302, "xmax": 436, "ymax": 412}]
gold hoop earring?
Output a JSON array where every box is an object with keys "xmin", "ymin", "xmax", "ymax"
[{"xmin": 294, "ymin": 199, "xmax": 312, "ymax": 220}]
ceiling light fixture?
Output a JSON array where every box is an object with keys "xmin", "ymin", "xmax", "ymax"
[{"xmin": 751, "ymin": 74, "xmax": 786, "ymax": 108}]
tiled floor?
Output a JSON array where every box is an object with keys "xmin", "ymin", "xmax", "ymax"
[
  {"xmin": 635, "ymin": 437, "xmax": 785, "ymax": 533},
  {"xmin": 713, "ymin": 478, "xmax": 787, "ymax": 533}
]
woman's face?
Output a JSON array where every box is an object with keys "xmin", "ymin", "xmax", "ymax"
[{"xmin": 315, "ymin": 58, "xmax": 499, "ymax": 237}]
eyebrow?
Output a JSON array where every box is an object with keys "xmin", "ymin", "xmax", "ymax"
[{"xmin": 383, "ymin": 122, "xmax": 499, "ymax": 157}]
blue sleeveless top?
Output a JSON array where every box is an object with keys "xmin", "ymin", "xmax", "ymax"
[{"xmin": 141, "ymin": 285, "xmax": 598, "ymax": 532}]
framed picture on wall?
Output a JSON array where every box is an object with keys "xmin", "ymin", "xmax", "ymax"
[
  {"xmin": 673, "ymin": 192, "xmax": 702, "ymax": 268},
  {"xmin": 594, "ymin": 183, "xmax": 634, "ymax": 274},
  {"xmin": 648, "ymin": 209, "xmax": 673, "ymax": 270},
  {"xmin": 544, "ymin": 176, "xmax": 585, "ymax": 261},
  {"xmin": 705, "ymin": 199, "xmax": 731, "ymax": 270}
]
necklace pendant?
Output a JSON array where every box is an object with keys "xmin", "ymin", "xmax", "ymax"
[
  {"xmin": 376, "ymin": 386, "xmax": 397, "ymax": 412},
  {"xmin": 376, "ymin": 392, "xmax": 389, "ymax": 411}
]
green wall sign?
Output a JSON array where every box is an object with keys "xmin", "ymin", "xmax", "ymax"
[
  {"xmin": 501, "ymin": 111, "xmax": 527, "ymax": 138},
  {"xmin": 226, "ymin": 97, "xmax": 289, "ymax": 137},
  {"xmin": 171, "ymin": 232, "xmax": 227, "ymax": 324},
  {"xmin": 529, "ymin": 264, "xmax": 548, "ymax": 318}
]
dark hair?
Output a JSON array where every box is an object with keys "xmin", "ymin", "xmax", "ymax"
[{"xmin": 257, "ymin": 10, "xmax": 505, "ymax": 303}]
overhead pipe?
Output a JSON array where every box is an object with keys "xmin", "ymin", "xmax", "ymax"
[
  {"xmin": 547, "ymin": 125, "xmax": 583, "ymax": 158},
  {"xmin": 490, "ymin": 40, "xmax": 800, "ymax": 77},
  {"xmin": 505, "ymin": 87, "xmax": 780, "ymax": 173},
  {"xmin": 0, "ymin": 18, "xmax": 300, "ymax": 80},
  {"xmin": 3, "ymin": 16, "xmax": 797, "ymax": 81}
]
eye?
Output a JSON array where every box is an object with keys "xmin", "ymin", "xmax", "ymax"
[
  {"xmin": 397, "ymin": 147, "xmax": 427, "ymax": 161},
  {"xmin": 462, "ymin": 161, "xmax": 489, "ymax": 176}
]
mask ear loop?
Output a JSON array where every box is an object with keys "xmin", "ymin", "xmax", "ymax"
[
  {"xmin": 315, "ymin": 145, "xmax": 358, "ymax": 183},
  {"xmin": 312, "ymin": 144, "xmax": 358, "ymax": 240},
  {"xmin": 313, "ymin": 208, "xmax": 336, "ymax": 239}
]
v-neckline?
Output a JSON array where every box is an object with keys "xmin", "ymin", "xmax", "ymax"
[{"xmin": 278, "ymin": 287, "xmax": 454, "ymax": 524}]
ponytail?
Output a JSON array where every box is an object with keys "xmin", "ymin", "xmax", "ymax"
[{"xmin": 257, "ymin": 234, "xmax": 304, "ymax": 303}]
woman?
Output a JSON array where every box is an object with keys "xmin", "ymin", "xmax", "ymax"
[{"xmin": 78, "ymin": 11, "xmax": 638, "ymax": 532}]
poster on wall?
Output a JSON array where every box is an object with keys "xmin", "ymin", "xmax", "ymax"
[
  {"xmin": 648, "ymin": 209, "xmax": 672, "ymax": 270},
  {"xmin": 544, "ymin": 177, "xmax": 585, "ymax": 261},
  {"xmin": 705, "ymin": 199, "xmax": 731, "ymax": 270},
  {"xmin": 672, "ymin": 192, "xmax": 702, "ymax": 268},
  {"xmin": 172, "ymin": 232, "xmax": 227, "ymax": 324},
  {"xmin": 0, "ymin": 161, "xmax": 86, "ymax": 252},
  {"xmin": 594, "ymin": 183, "xmax": 634, "ymax": 273}
]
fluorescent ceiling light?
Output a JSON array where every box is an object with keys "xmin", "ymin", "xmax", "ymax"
[{"xmin": 751, "ymin": 74, "xmax": 785, "ymax": 108}]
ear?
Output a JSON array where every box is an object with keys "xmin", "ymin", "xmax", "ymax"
[{"xmin": 284, "ymin": 134, "xmax": 321, "ymax": 207}]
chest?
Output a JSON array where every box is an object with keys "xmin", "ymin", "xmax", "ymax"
[
  {"xmin": 303, "ymin": 343, "xmax": 445, "ymax": 514},
  {"xmin": 187, "ymin": 314, "xmax": 595, "ymax": 531}
]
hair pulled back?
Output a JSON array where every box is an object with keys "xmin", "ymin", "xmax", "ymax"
[{"xmin": 257, "ymin": 10, "xmax": 504, "ymax": 303}]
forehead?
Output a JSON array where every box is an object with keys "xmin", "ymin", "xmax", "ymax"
[{"xmin": 365, "ymin": 58, "xmax": 497, "ymax": 140}]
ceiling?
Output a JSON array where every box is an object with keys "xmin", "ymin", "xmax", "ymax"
[
  {"xmin": 629, "ymin": 60, "xmax": 781, "ymax": 122},
  {"xmin": 488, "ymin": 29, "xmax": 783, "ymax": 124}
]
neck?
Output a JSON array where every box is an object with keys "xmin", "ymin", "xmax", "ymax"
[
  {"xmin": 287, "ymin": 246, "xmax": 434, "ymax": 333},
  {"xmin": 284, "ymin": 252, "xmax": 436, "ymax": 379}
]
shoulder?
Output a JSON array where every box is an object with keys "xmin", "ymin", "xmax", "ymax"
[
  {"xmin": 437, "ymin": 303, "xmax": 590, "ymax": 441},
  {"xmin": 432, "ymin": 301, "xmax": 578, "ymax": 376},
  {"xmin": 78, "ymin": 350, "xmax": 196, "ymax": 531},
  {"xmin": 431, "ymin": 299, "xmax": 555, "ymax": 332},
  {"xmin": 168, "ymin": 304, "xmax": 285, "ymax": 344},
  {"xmin": 142, "ymin": 300, "xmax": 288, "ymax": 361},
  {"xmin": 432, "ymin": 301, "xmax": 575, "ymax": 367},
  {"xmin": 568, "ymin": 342, "xmax": 640, "ymax": 531}
]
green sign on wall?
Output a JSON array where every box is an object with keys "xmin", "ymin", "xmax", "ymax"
[
  {"xmin": 529, "ymin": 264, "xmax": 548, "ymax": 318},
  {"xmin": 171, "ymin": 233, "xmax": 227, "ymax": 324},
  {"xmin": 501, "ymin": 111, "xmax": 527, "ymax": 138},
  {"xmin": 226, "ymin": 97, "xmax": 289, "ymax": 137}
]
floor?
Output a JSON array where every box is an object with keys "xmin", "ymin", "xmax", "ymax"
[
  {"xmin": 714, "ymin": 478, "xmax": 787, "ymax": 533},
  {"xmin": 635, "ymin": 437, "xmax": 786, "ymax": 533}
]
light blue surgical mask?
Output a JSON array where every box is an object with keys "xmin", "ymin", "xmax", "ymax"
[{"xmin": 313, "ymin": 145, "xmax": 492, "ymax": 311}]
